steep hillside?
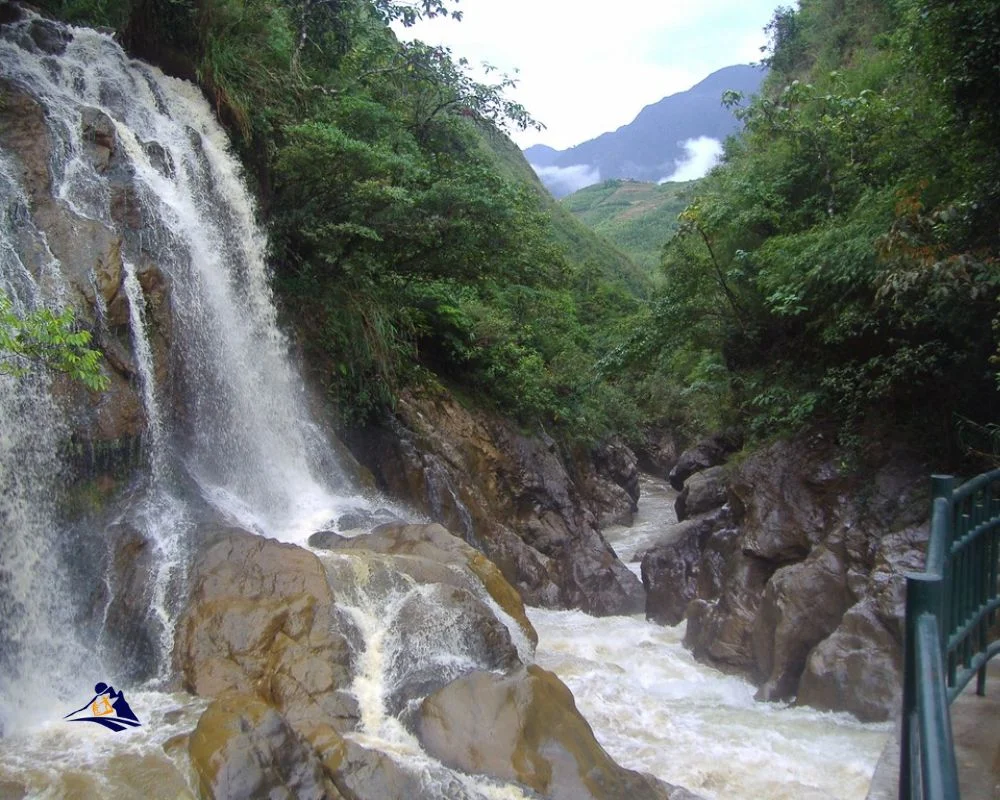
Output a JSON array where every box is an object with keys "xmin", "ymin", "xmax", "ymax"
[
  {"xmin": 561, "ymin": 179, "xmax": 697, "ymax": 278},
  {"xmin": 614, "ymin": 0, "xmax": 1000, "ymax": 456},
  {"xmin": 477, "ymin": 127, "xmax": 648, "ymax": 296},
  {"xmin": 525, "ymin": 64, "xmax": 766, "ymax": 195}
]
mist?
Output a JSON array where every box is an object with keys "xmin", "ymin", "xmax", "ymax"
[
  {"xmin": 659, "ymin": 136, "xmax": 724, "ymax": 183},
  {"xmin": 531, "ymin": 163, "xmax": 601, "ymax": 197}
]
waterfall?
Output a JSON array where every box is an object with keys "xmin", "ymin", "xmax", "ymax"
[{"xmin": 0, "ymin": 13, "xmax": 378, "ymax": 732}]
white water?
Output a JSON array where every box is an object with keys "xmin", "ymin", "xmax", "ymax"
[{"xmin": 530, "ymin": 476, "xmax": 890, "ymax": 800}]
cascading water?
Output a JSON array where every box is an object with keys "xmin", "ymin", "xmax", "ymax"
[{"xmin": 0, "ymin": 13, "xmax": 379, "ymax": 733}]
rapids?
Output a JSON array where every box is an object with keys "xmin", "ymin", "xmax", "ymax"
[{"xmin": 530, "ymin": 477, "xmax": 891, "ymax": 800}]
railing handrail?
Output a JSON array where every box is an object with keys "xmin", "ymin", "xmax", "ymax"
[{"xmin": 899, "ymin": 470, "xmax": 1000, "ymax": 800}]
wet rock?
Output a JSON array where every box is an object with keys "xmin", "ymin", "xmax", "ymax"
[
  {"xmin": 674, "ymin": 465, "xmax": 727, "ymax": 522},
  {"xmin": 586, "ymin": 437, "xmax": 641, "ymax": 527},
  {"xmin": 667, "ymin": 430, "xmax": 740, "ymax": 491},
  {"xmin": 752, "ymin": 543, "xmax": 851, "ymax": 701},
  {"xmin": 730, "ymin": 437, "xmax": 848, "ymax": 563},
  {"xmin": 307, "ymin": 530, "xmax": 349, "ymax": 549},
  {"xmin": 80, "ymin": 107, "xmax": 116, "ymax": 173},
  {"xmin": 795, "ymin": 524, "xmax": 925, "ymax": 721},
  {"xmin": 416, "ymin": 665, "xmax": 687, "ymax": 800},
  {"xmin": 337, "ymin": 522, "xmax": 537, "ymax": 648},
  {"xmin": 188, "ymin": 693, "xmax": 335, "ymax": 800},
  {"xmin": 100, "ymin": 524, "xmax": 160, "ymax": 682},
  {"xmin": 684, "ymin": 551, "xmax": 776, "ymax": 672},
  {"xmin": 26, "ymin": 18, "xmax": 70, "ymax": 55},
  {"xmin": 175, "ymin": 528, "xmax": 359, "ymax": 733},
  {"xmin": 634, "ymin": 428, "xmax": 683, "ymax": 479},
  {"xmin": 385, "ymin": 583, "xmax": 521, "ymax": 718},
  {"xmin": 347, "ymin": 388, "xmax": 642, "ymax": 615},
  {"xmin": 796, "ymin": 597, "xmax": 901, "ymax": 722},
  {"xmin": 641, "ymin": 510, "xmax": 728, "ymax": 626}
]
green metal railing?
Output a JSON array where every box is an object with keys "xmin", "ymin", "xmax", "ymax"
[{"xmin": 899, "ymin": 469, "xmax": 1000, "ymax": 799}]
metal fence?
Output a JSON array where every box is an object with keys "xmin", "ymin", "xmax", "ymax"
[{"xmin": 899, "ymin": 470, "xmax": 1000, "ymax": 799}]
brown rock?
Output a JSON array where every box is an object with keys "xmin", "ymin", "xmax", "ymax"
[
  {"xmin": 338, "ymin": 522, "xmax": 538, "ymax": 648},
  {"xmin": 416, "ymin": 665, "xmax": 686, "ymax": 800},
  {"xmin": 796, "ymin": 598, "xmax": 902, "ymax": 722},
  {"xmin": 188, "ymin": 693, "xmax": 335, "ymax": 800},
  {"xmin": 752, "ymin": 543, "xmax": 851, "ymax": 701},
  {"xmin": 347, "ymin": 389, "xmax": 642, "ymax": 615},
  {"xmin": 175, "ymin": 529, "xmax": 358, "ymax": 733},
  {"xmin": 641, "ymin": 510, "xmax": 729, "ymax": 626},
  {"xmin": 667, "ymin": 430, "xmax": 740, "ymax": 491}
]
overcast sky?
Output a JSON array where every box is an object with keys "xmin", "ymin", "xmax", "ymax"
[{"xmin": 396, "ymin": 0, "xmax": 782, "ymax": 150}]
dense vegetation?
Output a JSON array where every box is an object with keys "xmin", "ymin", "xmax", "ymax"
[
  {"xmin": 610, "ymin": 0, "xmax": 1000, "ymax": 459},
  {"xmin": 561, "ymin": 179, "xmax": 697, "ymax": 278},
  {"xmin": 36, "ymin": 0, "xmax": 646, "ymax": 438}
]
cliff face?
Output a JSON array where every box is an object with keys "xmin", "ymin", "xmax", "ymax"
[
  {"xmin": 642, "ymin": 430, "xmax": 931, "ymax": 721},
  {"xmin": 345, "ymin": 386, "xmax": 646, "ymax": 616}
]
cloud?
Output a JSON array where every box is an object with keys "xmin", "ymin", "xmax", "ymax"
[
  {"xmin": 396, "ymin": 0, "xmax": 777, "ymax": 149},
  {"xmin": 530, "ymin": 163, "xmax": 601, "ymax": 197},
  {"xmin": 659, "ymin": 137, "xmax": 724, "ymax": 183}
]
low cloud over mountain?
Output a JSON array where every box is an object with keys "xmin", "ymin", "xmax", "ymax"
[{"xmin": 525, "ymin": 64, "xmax": 765, "ymax": 197}]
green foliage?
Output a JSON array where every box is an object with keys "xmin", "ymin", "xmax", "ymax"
[
  {"xmin": 614, "ymin": 0, "xmax": 1000, "ymax": 445},
  {"xmin": 560, "ymin": 179, "xmax": 696, "ymax": 279},
  {"xmin": 0, "ymin": 291, "xmax": 108, "ymax": 391}
]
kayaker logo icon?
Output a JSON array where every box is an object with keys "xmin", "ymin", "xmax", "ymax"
[{"xmin": 64, "ymin": 682, "xmax": 141, "ymax": 732}]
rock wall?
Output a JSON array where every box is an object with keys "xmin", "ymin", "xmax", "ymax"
[
  {"xmin": 0, "ymin": 74, "xmax": 172, "ymax": 486},
  {"xmin": 346, "ymin": 386, "xmax": 644, "ymax": 615},
  {"xmin": 642, "ymin": 430, "xmax": 930, "ymax": 721}
]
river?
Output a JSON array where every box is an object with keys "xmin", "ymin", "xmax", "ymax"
[{"xmin": 529, "ymin": 477, "xmax": 890, "ymax": 800}]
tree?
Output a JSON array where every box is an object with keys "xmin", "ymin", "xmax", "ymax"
[{"xmin": 0, "ymin": 291, "xmax": 108, "ymax": 391}]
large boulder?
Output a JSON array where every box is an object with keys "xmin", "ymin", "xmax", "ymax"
[
  {"xmin": 667, "ymin": 430, "xmax": 741, "ymax": 491},
  {"xmin": 674, "ymin": 465, "xmax": 727, "ymax": 522},
  {"xmin": 795, "ymin": 524, "xmax": 926, "ymax": 720},
  {"xmin": 641, "ymin": 510, "xmax": 730, "ymax": 626},
  {"xmin": 188, "ymin": 693, "xmax": 338, "ymax": 800},
  {"xmin": 335, "ymin": 522, "xmax": 537, "ymax": 648},
  {"xmin": 751, "ymin": 542, "xmax": 851, "ymax": 701},
  {"xmin": 633, "ymin": 428, "xmax": 683, "ymax": 479},
  {"xmin": 416, "ymin": 665, "xmax": 696, "ymax": 800},
  {"xmin": 347, "ymin": 388, "xmax": 643, "ymax": 615},
  {"xmin": 585, "ymin": 437, "xmax": 641, "ymax": 527},
  {"xmin": 174, "ymin": 528, "xmax": 359, "ymax": 733}
]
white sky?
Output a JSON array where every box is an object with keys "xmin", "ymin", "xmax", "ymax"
[{"xmin": 396, "ymin": 0, "xmax": 782, "ymax": 150}]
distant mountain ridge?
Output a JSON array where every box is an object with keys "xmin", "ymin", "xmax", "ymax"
[{"xmin": 526, "ymin": 64, "xmax": 766, "ymax": 196}]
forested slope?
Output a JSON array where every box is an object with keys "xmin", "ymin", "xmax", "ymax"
[
  {"xmin": 36, "ymin": 0, "xmax": 647, "ymax": 439},
  {"xmin": 561, "ymin": 179, "xmax": 697, "ymax": 279},
  {"xmin": 612, "ymin": 0, "xmax": 1000, "ymax": 461}
]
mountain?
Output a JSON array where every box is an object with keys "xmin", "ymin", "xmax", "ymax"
[
  {"xmin": 560, "ymin": 179, "xmax": 699, "ymax": 279},
  {"xmin": 525, "ymin": 64, "xmax": 766, "ymax": 197}
]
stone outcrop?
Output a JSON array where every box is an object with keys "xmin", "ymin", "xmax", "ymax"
[
  {"xmin": 641, "ymin": 430, "xmax": 930, "ymax": 721},
  {"xmin": 667, "ymin": 430, "xmax": 740, "ymax": 491},
  {"xmin": 333, "ymin": 522, "xmax": 537, "ymax": 648},
  {"xmin": 0, "ymin": 78, "xmax": 173, "ymax": 484},
  {"xmin": 416, "ymin": 665, "xmax": 699, "ymax": 800},
  {"xmin": 174, "ymin": 527, "xmax": 360, "ymax": 733},
  {"xmin": 584, "ymin": 436, "xmax": 641, "ymax": 527},
  {"xmin": 347, "ymin": 387, "xmax": 644, "ymax": 615},
  {"xmin": 673, "ymin": 465, "xmax": 727, "ymax": 522},
  {"xmin": 189, "ymin": 692, "xmax": 339, "ymax": 800}
]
